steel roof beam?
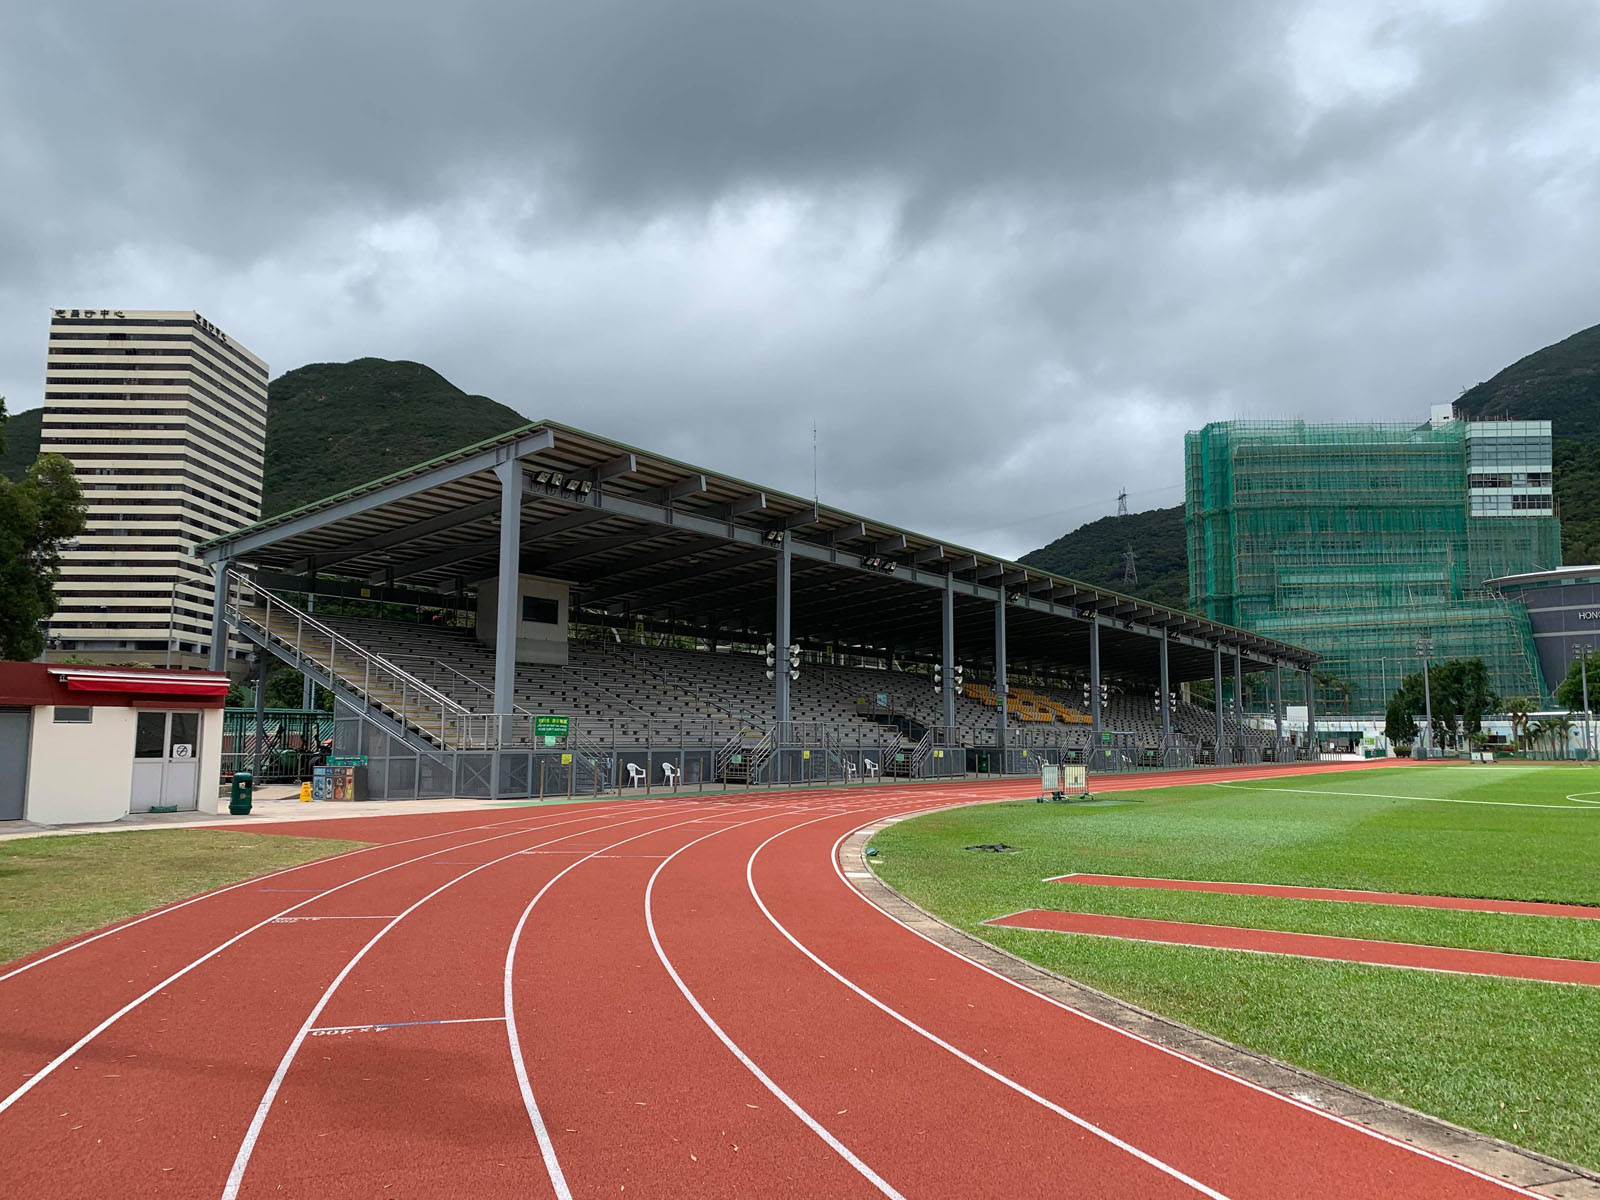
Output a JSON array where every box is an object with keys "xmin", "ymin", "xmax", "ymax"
[
  {"xmin": 723, "ymin": 492, "xmax": 767, "ymax": 518},
  {"xmin": 305, "ymin": 497, "xmax": 503, "ymax": 570},
  {"xmin": 201, "ymin": 428, "xmax": 554, "ymax": 563},
  {"xmin": 781, "ymin": 503, "xmax": 822, "ymax": 530},
  {"xmin": 373, "ymin": 506, "xmax": 609, "ymax": 583},
  {"xmin": 527, "ymin": 531, "xmax": 663, "ymax": 572}
]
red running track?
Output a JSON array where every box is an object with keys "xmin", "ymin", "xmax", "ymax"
[
  {"xmin": 986, "ymin": 910, "xmax": 1600, "ymax": 986},
  {"xmin": 0, "ymin": 760, "xmax": 1547, "ymax": 1198},
  {"xmin": 1050, "ymin": 873, "xmax": 1600, "ymax": 919}
]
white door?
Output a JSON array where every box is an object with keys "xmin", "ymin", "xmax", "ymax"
[{"xmin": 131, "ymin": 711, "xmax": 202, "ymax": 813}]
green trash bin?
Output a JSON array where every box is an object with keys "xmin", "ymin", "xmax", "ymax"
[{"xmin": 229, "ymin": 771, "xmax": 254, "ymax": 816}]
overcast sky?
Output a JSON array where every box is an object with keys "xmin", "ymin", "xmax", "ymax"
[{"xmin": 3, "ymin": 0, "xmax": 1598, "ymax": 557}]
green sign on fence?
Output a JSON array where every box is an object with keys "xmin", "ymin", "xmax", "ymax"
[
  {"xmin": 534, "ymin": 715, "xmax": 570, "ymax": 738},
  {"xmin": 327, "ymin": 755, "xmax": 368, "ymax": 767}
]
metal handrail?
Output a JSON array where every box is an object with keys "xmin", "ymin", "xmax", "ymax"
[
  {"xmin": 229, "ymin": 572, "xmax": 471, "ymax": 749},
  {"xmin": 231, "ymin": 573, "xmax": 467, "ymax": 716}
]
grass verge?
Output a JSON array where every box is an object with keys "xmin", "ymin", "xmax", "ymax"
[
  {"xmin": 0, "ymin": 830, "xmax": 366, "ymax": 966},
  {"xmin": 871, "ymin": 765, "xmax": 1600, "ymax": 1171}
]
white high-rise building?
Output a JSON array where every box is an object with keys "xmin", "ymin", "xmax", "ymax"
[{"xmin": 39, "ymin": 308, "xmax": 267, "ymax": 666}]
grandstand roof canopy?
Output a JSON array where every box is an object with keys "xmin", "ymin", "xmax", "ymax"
[{"xmin": 199, "ymin": 421, "xmax": 1316, "ymax": 683}]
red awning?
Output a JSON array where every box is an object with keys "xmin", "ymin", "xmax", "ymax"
[{"xmin": 52, "ymin": 669, "xmax": 231, "ymax": 698}]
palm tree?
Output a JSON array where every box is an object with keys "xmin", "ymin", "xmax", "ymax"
[
  {"xmin": 1548, "ymin": 713, "xmax": 1575, "ymax": 760},
  {"xmin": 1503, "ymin": 696, "xmax": 1534, "ymax": 751},
  {"xmin": 1527, "ymin": 719, "xmax": 1549, "ymax": 759}
]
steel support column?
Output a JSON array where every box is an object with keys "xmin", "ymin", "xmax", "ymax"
[
  {"xmin": 1212, "ymin": 645, "xmax": 1226, "ymax": 764},
  {"xmin": 941, "ymin": 574, "xmax": 956, "ymax": 736},
  {"xmin": 1089, "ymin": 620, "xmax": 1102, "ymax": 738},
  {"xmin": 775, "ymin": 536, "xmax": 792, "ymax": 731},
  {"xmin": 493, "ymin": 460, "xmax": 522, "ymax": 731},
  {"xmin": 994, "ymin": 595, "xmax": 1008, "ymax": 754},
  {"xmin": 1305, "ymin": 666, "xmax": 1318, "ymax": 759},
  {"xmin": 300, "ymin": 587, "xmax": 316, "ymax": 711},
  {"xmin": 1273, "ymin": 662, "xmax": 1284, "ymax": 743},
  {"xmin": 1158, "ymin": 628, "xmax": 1172, "ymax": 745},
  {"xmin": 1233, "ymin": 649, "xmax": 1244, "ymax": 737},
  {"xmin": 252, "ymin": 662, "xmax": 267, "ymax": 780},
  {"xmin": 208, "ymin": 561, "xmax": 230, "ymax": 672}
]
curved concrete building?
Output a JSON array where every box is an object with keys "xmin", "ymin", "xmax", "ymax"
[{"xmin": 1486, "ymin": 566, "xmax": 1600, "ymax": 697}]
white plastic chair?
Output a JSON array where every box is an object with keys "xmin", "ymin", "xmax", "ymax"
[
  {"xmin": 662, "ymin": 762, "xmax": 680, "ymax": 786},
  {"xmin": 845, "ymin": 761, "xmax": 858, "ymax": 781},
  {"xmin": 626, "ymin": 763, "xmax": 647, "ymax": 787},
  {"xmin": 863, "ymin": 758, "xmax": 879, "ymax": 779}
]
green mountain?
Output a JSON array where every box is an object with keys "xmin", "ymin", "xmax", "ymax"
[
  {"xmin": 1454, "ymin": 320, "xmax": 1600, "ymax": 563},
  {"xmin": 4, "ymin": 359, "xmax": 529, "ymax": 516},
  {"xmin": 0, "ymin": 406, "xmax": 43, "ymax": 480},
  {"xmin": 262, "ymin": 359, "xmax": 528, "ymax": 516},
  {"xmin": 1019, "ymin": 505, "xmax": 1190, "ymax": 611}
]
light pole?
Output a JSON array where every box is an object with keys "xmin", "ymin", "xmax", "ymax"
[
  {"xmin": 1575, "ymin": 642, "xmax": 1593, "ymax": 762},
  {"xmin": 1415, "ymin": 634, "xmax": 1434, "ymax": 760}
]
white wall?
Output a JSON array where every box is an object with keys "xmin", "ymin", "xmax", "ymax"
[
  {"xmin": 197, "ymin": 709, "xmax": 227, "ymax": 815},
  {"xmin": 26, "ymin": 705, "xmax": 138, "ymax": 824},
  {"xmin": 475, "ymin": 574, "xmax": 570, "ymax": 666}
]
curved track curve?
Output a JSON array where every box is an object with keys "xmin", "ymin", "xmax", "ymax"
[{"xmin": 0, "ymin": 766, "xmax": 1550, "ymax": 1198}]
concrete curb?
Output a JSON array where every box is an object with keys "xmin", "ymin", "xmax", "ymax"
[{"xmin": 840, "ymin": 820, "xmax": 1600, "ymax": 1199}]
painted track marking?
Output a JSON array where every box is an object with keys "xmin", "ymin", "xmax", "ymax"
[
  {"xmin": 502, "ymin": 802, "xmax": 808, "ymax": 1200},
  {"xmin": 308, "ymin": 1016, "xmax": 506, "ymax": 1036},
  {"xmin": 832, "ymin": 817, "xmax": 1546, "ymax": 1197},
  {"xmin": 0, "ymin": 801, "xmax": 635, "ymax": 986},
  {"xmin": 747, "ymin": 817, "xmax": 1233, "ymax": 1199},
  {"xmin": 0, "ymin": 803, "xmax": 638, "ymax": 1118},
  {"xmin": 643, "ymin": 803, "xmax": 912, "ymax": 1200},
  {"xmin": 222, "ymin": 803, "xmax": 725, "ymax": 1200},
  {"xmin": 1210, "ymin": 780, "xmax": 1600, "ymax": 810}
]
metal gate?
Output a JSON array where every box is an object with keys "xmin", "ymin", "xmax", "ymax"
[{"xmin": 0, "ymin": 709, "xmax": 28, "ymax": 820}]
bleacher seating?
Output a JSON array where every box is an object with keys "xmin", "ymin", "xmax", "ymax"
[{"xmin": 302, "ymin": 611, "xmax": 1281, "ymax": 754}]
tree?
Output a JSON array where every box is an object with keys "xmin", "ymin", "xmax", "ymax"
[
  {"xmin": 0, "ymin": 397, "xmax": 87, "ymax": 660},
  {"xmin": 266, "ymin": 666, "xmax": 333, "ymax": 711},
  {"xmin": 1502, "ymin": 696, "xmax": 1535, "ymax": 750},
  {"xmin": 1554, "ymin": 649, "xmax": 1600, "ymax": 712},
  {"xmin": 1545, "ymin": 713, "xmax": 1575, "ymax": 759},
  {"xmin": 1383, "ymin": 657, "xmax": 1498, "ymax": 750}
]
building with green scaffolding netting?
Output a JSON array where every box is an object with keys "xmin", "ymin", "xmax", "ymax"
[{"xmin": 1184, "ymin": 412, "xmax": 1560, "ymax": 715}]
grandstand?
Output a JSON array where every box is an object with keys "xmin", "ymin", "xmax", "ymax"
[{"xmin": 200, "ymin": 421, "xmax": 1314, "ymax": 798}]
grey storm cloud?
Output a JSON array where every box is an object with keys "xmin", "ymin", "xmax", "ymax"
[{"xmin": 3, "ymin": 0, "xmax": 1599, "ymax": 556}]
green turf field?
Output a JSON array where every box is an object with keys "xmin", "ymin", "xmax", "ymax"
[
  {"xmin": 0, "ymin": 830, "xmax": 366, "ymax": 966},
  {"xmin": 871, "ymin": 764, "xmax": 1600, "ymax": 1170}
]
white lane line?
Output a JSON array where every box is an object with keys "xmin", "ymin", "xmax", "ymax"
[
  {"xmin": 309, "ymin": 1016, "xmax": 506, "ymax": 1036},
  {"xmin": 1210, "ymin": 780, "xmax": 1600, "ymax": 810},
  {"xmin": 222, "ymin": 803, "xmax": 719, "ymax": 1200},
  {"xmin": 747, "ymin": 824, "xmax": 1231, "ymax": 1199},
  {"xmin": 644, "ymin": 805, "xmax": 912, "ymax": 1200},
  {"xmin": 0, "ymin": 801, "xmax": 633, "ymax": 986},
  {"xmin": 829, "ymin": 824, "xmax": 1549, "ymax": 1198},
  {"xmin": 269, "ymin": 916, "xmax": 396, "ymax": 923},
  {"xmin": 501, "ymin": 803, "xmax": 800, "ymax": 1200},
  {"xmin": 1566, "ymin": 791, "xmax": 1600, "ymax": 806},
  {"xmin": 0, "ymin": 804, "xmax": 639, "ymax": 1119}
]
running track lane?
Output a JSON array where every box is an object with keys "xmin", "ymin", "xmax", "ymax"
[
  {"xmin": 0, "ymin": 800, "xmax": 641, "ymax": 1101},
  {"xmin": 0, "ymin": 761, "xmax": 1533, "ymax": 1198},
  {"xmin": 1049, "ymin": 874, "xmax": 1600, "ymax": 919},
  {"xmin": 985, "ymin": 909, "xmax": 1600, "ymax": 986},
  {"xmin": 0, "ymin": 802, "xmax": 686, "ymax": 1200},
  {"xmin": 743, "ymin": 803, "xmax": 1539, "ymax": 1196}
]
